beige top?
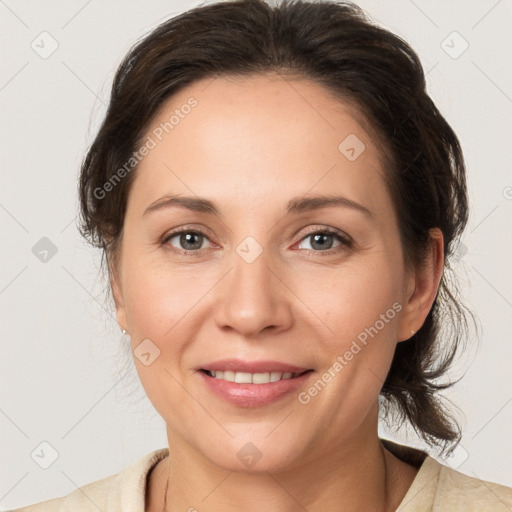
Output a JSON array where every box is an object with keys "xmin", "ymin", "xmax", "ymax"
[{"xmin": 11, "ymin": 441, "xmax": 512, "ymax": 511}]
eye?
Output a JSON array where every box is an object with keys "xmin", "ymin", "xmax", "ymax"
[
  {"xmin": 163, "ymin": 229, "xmax": 213, "ymax": 253},
  {"xmin": 296, "ymin": 228, "xmax": 352, "ymax": 254},
  {"xmin": 162, "ymin": 226, "xmax": 352, "ymax": 255}
]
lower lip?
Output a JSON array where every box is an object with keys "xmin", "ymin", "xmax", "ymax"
[{"xmin": 198, "ymin": 370, "xmax": 313, "ymax": 407}]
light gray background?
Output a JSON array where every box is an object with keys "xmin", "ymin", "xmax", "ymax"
[{"xmin": 1, "ymin": 0, "xmax": 511, "ymax": 508}]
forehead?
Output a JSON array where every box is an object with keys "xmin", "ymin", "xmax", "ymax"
[{"xmin": 129, "ymin": 73, "xmax": 392, "ymax": 219}]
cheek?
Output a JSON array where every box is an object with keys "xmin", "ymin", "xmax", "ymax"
[
  {"xmin": 295, "ymin": 258, "xmax": 403, "ymax": 346},
  {"xmin": 293, "ymin": 263, "xmax": 403, "ymax": 423},
  {"xmin": 292, "ymin": 258, "xmax": 404, "ymax": 413},
  {"xmin": 123, "ymin": 258, "xmax": 203, "ymax": 340},
  {"xmin": 123, "ymin": 263, "xmax": 205, "ymax": 416}
]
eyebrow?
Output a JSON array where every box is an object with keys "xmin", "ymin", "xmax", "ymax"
[{"xmin": 143, "ymin": 194, "xmax": 372, "ymax": 218}]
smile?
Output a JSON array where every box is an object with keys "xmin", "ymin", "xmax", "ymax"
[
  {"xmin": 203, "ymin": 369, "xmax": 302, "ymax": 384},
  {"xmin": 198, "ymin": 361, "xmax": 314, "ymax": 407}
]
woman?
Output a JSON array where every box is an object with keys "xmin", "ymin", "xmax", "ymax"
[{"xmin": 13, "ymin": 0, "xmax": 512, "ymax": 510}]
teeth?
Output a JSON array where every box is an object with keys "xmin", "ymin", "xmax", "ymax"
[
  {"xmin": 234, "ymin": 372, "xmax": 252, "ymax": 384},
  {"xmin": 270, "ymin": 371, "xmax": 282, "ymax": 382},
  {"xmin": 253, "ymin": 372, "xmax": 271, "ymax": 384},
  {"xmin": 207, "ymin": 370, "xmax": 297, "ymax": 384}
]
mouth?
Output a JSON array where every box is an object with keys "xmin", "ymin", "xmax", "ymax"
[
  {"xmin": 200, "ymin": 369, "xmax": 311, "ymax": 384},
  {"xmin": 197, "ymin": 359, "xmax": 314, "ymax": 407}
]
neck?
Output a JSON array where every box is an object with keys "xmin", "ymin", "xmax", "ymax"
[{"xmin": 147, "ymin": 426, "xmax": 418, "ymax": 512}]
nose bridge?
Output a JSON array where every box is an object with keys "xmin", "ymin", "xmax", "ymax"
[{"xmin": 216, "ymin": 237, "xmax": 291, "ymax": 335}]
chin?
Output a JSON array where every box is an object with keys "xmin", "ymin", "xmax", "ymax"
[{"xmin": 200, "ymin": 435, "xmax": 306, "ymax": 475}]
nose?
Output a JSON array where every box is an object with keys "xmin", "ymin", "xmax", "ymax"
[{"xmin": 215, "ymin": 246, "xmax": 293, "ymax": 337}]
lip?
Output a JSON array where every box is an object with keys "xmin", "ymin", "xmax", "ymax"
[
  {"xmin": 199, "ymin": 358, "xmax": 310, "ymax": 374},
  {"xmin": 197, "ymin": 359, "xmax": 314, "ymax": 408}
]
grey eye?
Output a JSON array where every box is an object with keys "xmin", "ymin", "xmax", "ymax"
[{"xmin": 166, "ymin": 231, "xmax": 211, "ymax": 251}]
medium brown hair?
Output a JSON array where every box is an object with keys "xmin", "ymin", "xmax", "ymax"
[{"xmin": 79, "ymin": 0, "xmax": 471, "ymax": 455}]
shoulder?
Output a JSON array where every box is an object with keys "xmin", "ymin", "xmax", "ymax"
[
  {"xmin": 434, "ymin": 461, "xmax": 512, "ymax": 510},
  {"xmin": 8, "ymin": 472, "xmax": 121, "ymax": 512},
  {"xmin": 7, "ymin": 475, "xmax": 113, "ymax": 512},
  {"xmin": 390, "ymin": 442, "xmax": 512, "ymax": 512},
  {"xmin": 9, "ymin": 448, "xmax": 169, "ymax": 512}
]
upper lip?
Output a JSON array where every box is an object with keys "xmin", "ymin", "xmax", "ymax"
[{"xmin": 199, "ymin": 359, "xmax": 311, "ymax": 374}]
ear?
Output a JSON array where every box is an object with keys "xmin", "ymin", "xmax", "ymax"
[
  {"xmin": 109, "ymin": 255, "xmax": 128, "ymax": 333},
  {"xmin": 396, "ymin": 228, "xmax": 444, "ymax": 342}
]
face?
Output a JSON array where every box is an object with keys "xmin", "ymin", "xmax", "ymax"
[{"xmin": 113, "ymin": 73, "xmax": 431, "ymax": 473}]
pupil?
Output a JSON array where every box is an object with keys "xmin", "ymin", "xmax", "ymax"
[
  {"xmin": 312, "ymin": 233, "xmax": 333, "ymax": 250},
  {"xmin": 182, "ymin": 232, "xmax": 202, "ymax": 250}
]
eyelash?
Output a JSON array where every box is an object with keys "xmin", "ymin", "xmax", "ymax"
[{"xmin": 161, "ymin": 226, "xmax": 353, "ymax": 256}]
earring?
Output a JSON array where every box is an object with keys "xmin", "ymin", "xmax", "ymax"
[{"xmin": 410, "ymin": 329, "xmax": 416, "ymax": 335}]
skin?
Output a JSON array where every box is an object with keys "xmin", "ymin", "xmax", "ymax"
[{"xmin": 111, "ymin": 72, "xmax": 444, "ymax": 511}]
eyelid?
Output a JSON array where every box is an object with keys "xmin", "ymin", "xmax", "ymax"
[
  {"xmin": 162, "ymin": 223, "xmax": 214, "ymax": 239},
  {"xmin": 297, "ymin": 225, "xmax": 352, "ymax": 244}
]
